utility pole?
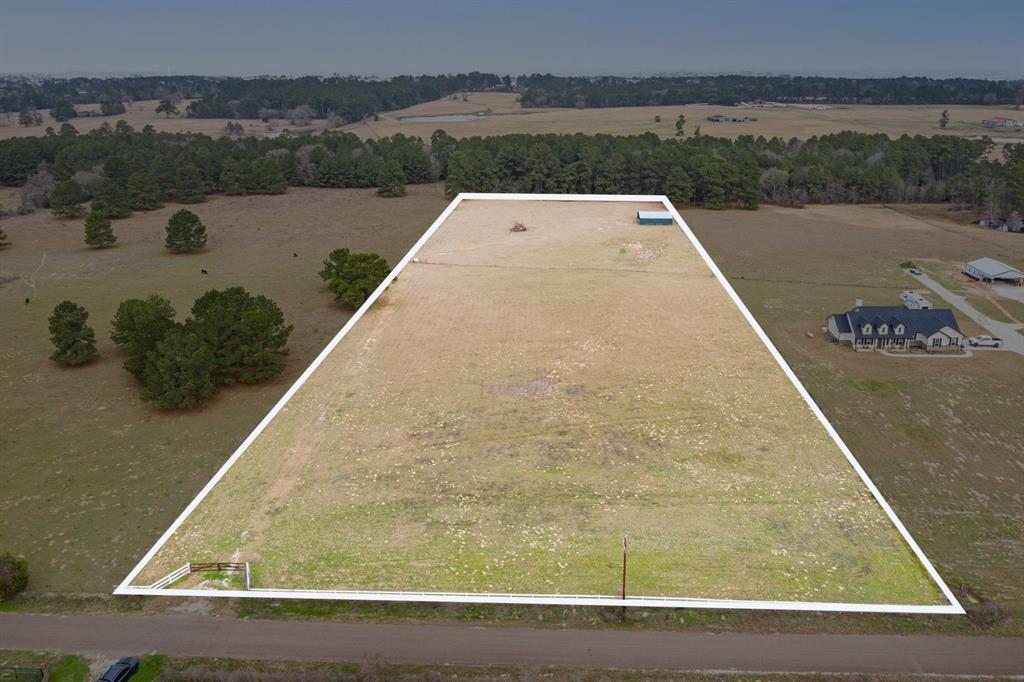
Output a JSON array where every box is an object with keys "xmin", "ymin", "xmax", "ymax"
[{"xmin": 621, "ymin": 535, "xmax": 628, "ymax": 600}]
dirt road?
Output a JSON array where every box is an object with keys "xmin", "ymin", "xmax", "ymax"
[{"xmin": 2, "ymin": 613, "xmax": 1023, "ymax": 675}]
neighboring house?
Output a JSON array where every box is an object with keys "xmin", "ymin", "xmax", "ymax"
[
  {"xmin": 637, "ymin": 210, "xmax": 674, "ymax": 225},
  {"xmin": 826, "ymin": 303, "xmax": 965, "ymax": 351},
  {"xmin": 979, "ymin": 217, "xmax": 1024, "ymax": 233},
  {"xmin": 900, "ymin": 290, "xmax": 932, "ymax": 309},
  {"xmin": 963, "ymin": 257, "xmax": 1024, "ymax": 285},
  {"xmin": 982, "ymin": 116, "xmax": 1024, "ymax": 129}
]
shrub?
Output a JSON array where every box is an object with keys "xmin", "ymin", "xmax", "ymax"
[
  {"xmin": 319, "ymin": 248, "xmax": 391, "ymax": 309},
  {"xmin": 0, "ymin": 553, "xmax": 28, "ymax": 600}
]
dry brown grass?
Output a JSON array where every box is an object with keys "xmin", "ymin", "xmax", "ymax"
[{"xmin": 133, "ymin": 199, "xmax": 943, "ymax": 606}]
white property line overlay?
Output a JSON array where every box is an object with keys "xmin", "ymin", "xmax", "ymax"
[{"xmin": 116, "ymin": 193, "xmax": 964, "ymax": 615}]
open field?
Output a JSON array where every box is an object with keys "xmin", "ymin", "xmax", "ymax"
[
  {"xmin": 0, "ymin": 100, "xmax": 334, "ymax": 140},
  {"xmin": 4, "ymin": 93, "xmax": 1021, "ymax": 148},
  {"xmin": 128, "ymin": 198, "xmax": 946, "ymax": 607},
  {"xmin": 684, "ymin": 204, "xmax": 1024, "ymax": 620},
  {"xmin": 344, "ymin": 92, "xmax": 1024, "ymax": 145},
  {"xmin": 0, "ymin": 185, "xmax": 449, "ymax": 593},
  {"xmin": 2, "ymin": 187, "xmax": 1021, "ymax": 626}
]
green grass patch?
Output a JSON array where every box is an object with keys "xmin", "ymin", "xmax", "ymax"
[
  {"xmin": 899, "ymin": 422, "xmax": 944, "ymax": 447},
  {"xmin": 47, "ymin": 656, "xmax": 90, "ymax": 682},
  {"xmin": 848, "ymin": 378, "xmax": 898, "ymax": 397}
]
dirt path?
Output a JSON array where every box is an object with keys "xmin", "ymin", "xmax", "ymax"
[{"xmin": 3, "ymin": 612, "xmax": 1023, "ymax": 675}]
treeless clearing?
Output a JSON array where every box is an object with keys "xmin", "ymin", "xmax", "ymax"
[
  {"xmin": 131, "ymin": 199, "xmax": 945, "ymax": 607},
  {"xmin": 343, "ymin": 92, "xmax": 1024, "ymax": 147},
  {"xmin": 0, "ymin": 100, "xmax": 335, "ymax": 140},
  {"xmin": 685, "ymin": 204, "xmax": 1024, "ymax": 619},
  {"xmin": 0, "ymin": 185, "xmax": 449, "ymax": 593}
]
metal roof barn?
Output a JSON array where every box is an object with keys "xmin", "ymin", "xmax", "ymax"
[{"xmin": 963, "ymin": 258, "xmax": 1024, "ymax": 284}]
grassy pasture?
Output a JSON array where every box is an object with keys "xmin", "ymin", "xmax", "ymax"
[
  {"xmin": 132, "ymin": 199, "xmax": 944, "ymax": 606},
  {"xmin": 1, "ymin": 186, "xmax": 1021, "ymax": 627},
  {"xmin": 0, "ymin": 185, "xmax": 448, "ymax": 593},
  {"xmin": 684, "ymin": 204, "xmax": 1024, "ymax": 620},
  {"xmin": 343, "ymin": 92, "xmax": 1024, "ymax": 146}
]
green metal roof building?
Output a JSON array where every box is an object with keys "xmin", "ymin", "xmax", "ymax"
[{"xmin": 637, "ymin": 210, "xmax": 674, "ymax": 225}]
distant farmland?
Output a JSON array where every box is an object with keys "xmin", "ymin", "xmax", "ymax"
[{"xmin": 342, "ymin": 92, "xmax": 1024, "ymax": 145}]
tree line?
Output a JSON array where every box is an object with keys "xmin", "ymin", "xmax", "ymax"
[
  {"xmin": 438, "ymin": 131, "xmax": 1024, "ymax": 216},
  {"xmin": 517, "ymin": 74, "xmax": 1024, "ymax": 108},
  {"xmin": 1, "ymin": 73, "xmax": 504, "ymax": 123},
  {"xmin": 1, "ymin": 122, "xmax": 1021, "ymax": 218}
]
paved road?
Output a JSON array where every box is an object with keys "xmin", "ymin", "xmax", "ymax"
[
  {"xmin": 3, "ymin": 613, "xmax": 1024, "ymax": 675},
  {"xmin": 909, "ymin": 271, "xmax": 1024, "ymax": 355}
]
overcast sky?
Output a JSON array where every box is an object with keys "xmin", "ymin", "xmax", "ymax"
[{"xmin": 2, "ymin": 0, "xmax": 1022, "ymax": 80}]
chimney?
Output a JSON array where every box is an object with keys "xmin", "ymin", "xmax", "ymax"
[{"xmin": 854, "ymin": 298, "xmax": 863, "ymax": 308}]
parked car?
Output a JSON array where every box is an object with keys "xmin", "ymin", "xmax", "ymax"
[
  {"xmin": 968, "ymin": 335, "xmax": 1002, "ymax": 348},
  {"xmin": 97, "ymin": 657, "xmax": 138, "ymax": 682},
  {"xmin": 908, "ymin": 268, "xmax": 923, "ymax": 275}
]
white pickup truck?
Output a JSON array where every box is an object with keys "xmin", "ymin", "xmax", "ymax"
[{"xmin": 968, "ymin": 335, "xmax": 1002, "ymax": 348}]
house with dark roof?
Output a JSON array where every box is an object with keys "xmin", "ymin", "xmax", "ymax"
[{"xmin": 826, "ymin": 302, "xmax": 964, "ymax": 352}]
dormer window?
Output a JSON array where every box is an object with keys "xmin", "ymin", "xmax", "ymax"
[
  {"xmin": 879, "ymin": 324, "xmax": 888, "ymax": 334},
  {"xmin": 862, "ymin": 323, "xmax": 872, "ymax": 334},
  {"xmin": 895, "ymin": 324, "xmax": 904, "ymax": 335}
]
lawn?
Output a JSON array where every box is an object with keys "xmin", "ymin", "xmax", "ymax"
[
  {"xmin": 127, "ymin": 199, "xmax": 948, "ymax": 607},
  {"xmin": 685, "ymin": 203, "xmax": 1024, "ymax": 620},
  {"xmin": 0, "ymin": 185, "xmax": 449, "ymax": 594}
]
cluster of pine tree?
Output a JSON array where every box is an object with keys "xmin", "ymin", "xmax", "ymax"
[
  {"xmin": 4, "ymin": 123, "xmax": 1023, "ymax": 216},
  {"xmin": 438, "ymin": 131, "xmax": 1024, "ymax": 215},
  {"xmin": 110, "ymin": 288, "xmax": 293, "ymax": 409}
]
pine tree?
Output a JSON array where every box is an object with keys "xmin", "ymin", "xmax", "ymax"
[
  {"xmin": 174, "ymin": 162, "xmax": 207, "ymax": 203},
  {"xmin": 189, "ymin": 287, "xmax": 293, "ymax": 385},
  {"xmin": 675, "ymin": 114, "xmax": 686, "ymax": 137},
  {"xmin": 90, "ymin": 177, "xmax": 131, "ymax": 218},
  {"xmin": 319, "ymin": 248, "xmax": 391, "ymax": 308},
  {"xmin": 165, "ymin": 209, "xmax": 207, "ymax": 252},
  {"xmin": 375, "ymin": 159, "xmax": 407, "ymax": 197},
  {"xmin": 48, "ymin": 301, "xmax": 98, "ymax": 366},
  {"xmin": 139, "ymin": 325, "xmax": 218, "ymax": 409},
  {"xmin": 126, "ymin": 172, "xmax": 164, "ymax": 210},
  {"xmin": 664, "ymin": 167, "xmax": 694, "ymax": 206},
  {"xmin": 252, "ymin": 158, "xmax": 287, "ymax": 194},
  {"xmin": 49, "ymin": 180, "xmax": 86, "ymax": 218},
  {"xmin": 111, "ymin": 295, "xmax": 177, "ymax": 380},
  {"xmin": 220, "ymin": 158, "xmax": 245, "ymax": 195},
  {"xmin": 83, "ymin": 211, "xmax": 117, "ymax": 247},
  {"xmin": 939, "ymin": 110, "xmax": 950, "ymax": 129}
]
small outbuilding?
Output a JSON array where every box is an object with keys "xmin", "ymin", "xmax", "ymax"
[
  {"xmin": 637, "ymin": 211, "xmax": 674, "ymax": 225},
  {"xmin": 963, "ymin": 258, "xmax": 1024, "ymax": 285}
]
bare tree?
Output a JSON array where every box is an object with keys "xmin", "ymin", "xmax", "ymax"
[{"xmin": 18, "ymin": 163, "xmax": 56, "ymax": 213}]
